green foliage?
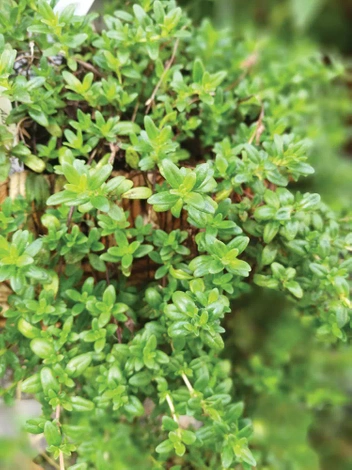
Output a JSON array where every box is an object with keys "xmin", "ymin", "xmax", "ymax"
[{"xmin": 0, "ymin": 1, "xmax": 351, "ymax": 469}]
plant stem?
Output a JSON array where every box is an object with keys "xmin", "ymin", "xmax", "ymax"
[
  {"xmin": 56, "ymin": 405, "xmax": 65, "ymax": 470},
  {"xmin": 165, "ymin": 393, "xmax": 179, "ymax": 423},
  {"xmin": 145, "ymin": 37, "xmax": 181, "ymax": 113},
  {"xmin": 41, "ymin": 451, "xmax": 60, "ymax": 470},
  {"xmin": 248, "ymin": 102, "xmax": 265, "ymax": 145},
  {"xmin": 59, "ymin": 451, "xmax": 65, "ymax": 470},
  {"xmin": 181, "ymin": 373, "xmax": 195, "ymax": 395}
]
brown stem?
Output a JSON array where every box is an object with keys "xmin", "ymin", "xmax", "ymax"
[
  {"xmin": 40, "ymin": 451, "xmax": 60, "ymax": 470},
  {"xmin": 131, "ymin": 100, "xmax": 140, "ymax": 122},
  {"xmin": 66, "ymin": 206, "xmax": 75, "ymax": 229},
  {"xmin": 109, "ymin": 143, "xmax": 119, "ymax": 165},
  {"xmin": 145, "ymin": 36, "xmax": 182, "ymax": 114},
  {"xmin": 87, "ymin": 148, "xmax": 97, "ymax": 165},
  {"xmin": 76, "ymin": 59, "xmax": 104, "ymax": 78},
  {"xmin": 225, "ymin": 52, "xmax": 258, "ymax": 92},
  {"xmin": 248, "ymin": 103, "xmax": 265, "ymax": 145}
]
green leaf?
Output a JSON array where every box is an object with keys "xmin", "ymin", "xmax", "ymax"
[
  {"xmin": 202, "ymin": 331, "xmax": 224, "ymax": 350},
  {"xmin": 125, "ymin": 147, "xmax": 140, "ymax": 169},
  {"xmin": 254, "ymin": 206, "xmax": 276, "ymax": 221},
  {"xmin": 221, "ymin": 445, "xmax": 234, "ymax": 468},
  {"xmin": 263, "ymin": 221, "xmax": 280, "ymax": 243},
  {"xmin": 122, "ymin": 187, "xmax": 152, "ymax": 199},
  {"xmin": 171, "ymin": 198, "xmax": 184, "ymax": 217},
  {"xmin": 116, "ymin": 121, "xmax": 140, "ymax": 135},
  {"xmin": 40, "ymin": 367, "xmax": 59, "ymax": 394},
  {"xmin": 91, "ymin": 196, "xmax": 110, "ymax": 212},
  {"xmin": 25, "ymin": 239, "xmax": 43, "ymax": 257},
  {"xmin": 156, "ymin": 439, "xmax": 173, "ymax": 454},
  {"xmin": 161, "ymin": 160, "xmax": 183, "ymax": 189},
  {"xmin": 285, "ymin": 280, "xmax": 303, "ymax": 298},
  {"xmin": 121, "ymin": 253, "xmax": 133, "ymax": 269},
  {"xmin": 21, "ymin": 374, "xmax": 42, "ymax": 394},
  {"xmin": 70, "ymin": 397, "xmax": 95, "ymax": 412},
  {"xmin": 271, "ymin": 262, "xmax": 287, "ymax": 279},
  {"xmin": 192, "ymin": 58, "xmax": 205, "ymax": 83},
  {"xmin": 234, "ymin": 444, "xmax": 256, "ymax": 467},
  {"xmin": 0, "ymin": 46, "xmax": 16, "ymax": 76},
  {"xmin": 144, "ymin": 116, "xmax": 159, "ymax": 140},
  {"xmin": 44, "ymin": 421, "xmax": 61, "ymax": 446},
  {"xmin": 148, "ymin": 192, "xmax": 180, "ymax": 208},
  {"xmin": 162, "ymin": 416, "xmax": 179, "ymax": 432},
  {"xmin": 30, "ymin": 338, "xmax": 54, "ymax": 359},
  {"xmin": 254, "ymin": 274, "xmax": 279, "ymax": 289},
  {"xmin": 172, "ymin": 291, "xmax": 196, "ymax": 315},
  {"xmin": 299, "ymin": 192, "xmax": 321, "ymax": 210},
  {"xmin": 181, "ymin": 430, "xmax": 196, "ymax": 445},
  {"xmin": 17, "ymin": 318, "xmax": 40, "ymax": 339},
  {"xmin": 334, "ymin": 277, "xmax": 349, "ymax": 297},
  {"xmin": 62, "ymin": 162, "xmax": 81, "ymax": 184},
  {"xmin": 261, "ymin": 244, "xmax": 277, "ymax": 265},
  {"xmin": 22, "ymin": 154, "xmax": 46, "ymax": 173},
  {"xmin": 29, "ymin": 108, "xmax": 49, "ymax": 127},
  {"xmin": 228, "ymin": 401, "xmax": 244, "ymax": 420},
  {"xmin": 153, "ymin": 1, "xmax": 165, "ymax": 23},
  {"xmin": 47, "ymin": 191, "xmax": 76, "ymax": 206},
  {"xmin": 133, "ymin": 4, "xmax": 148, "ymax": 24},
  {"xmin": 189, "ymin": 255, "xmax": 213, "ymax": 277},
  {"xmin": 264, "ymin": 189, "xmax": 280, "ymax": 209},
  {"xmin": 275, "ymin": 207, "xmax": 292, "ymax": 221},
  {"xmin": 336, "ymin": 307, "xmax": 349, "ymax": 328},
  {"xmin": 134, "ymin": 244, "xmax": 153, "ymax": 258},
  {"xmin": 184, "ymin": 192, "xmax": 207, "ymax": 212},
  {"xmin": 88, "ymin": 254, "xmax": 106, "ymax": 272},
  {"xmin": 62, "ymin": 70, "xmax": 81, "ymax": 90},
  {"xmin": 66, "ymin": 353, "xmax": 92, "ymax": 377},
  {"xmin": 89, "ymin": 164, "xmax": 112, "ymax": 189},
  {"xmin": 23, "ymin": 418, "xmax": 45, "ymax": 435},
  {"xmin": 227, "ymin": 258, "xmax": 251, "ymax": 277},
  {"xmin": 227, "ymin": 236, "xmax": 249, "ymax": 254},
  {"xmin": 103, "ymin": 285, "xmax": 116, "ymax": 305},
  {"xmin": 174, "ymin": 441, "xmax": 186, "ymax": 456},
  {"xmin": 129, "ymin": 371, "xmax": 151, "ymax": 387}
]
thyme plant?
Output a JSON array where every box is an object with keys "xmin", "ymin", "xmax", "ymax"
[{"xmin": 0, "ymin": 1, "xmax": 351, "ymax": 469}]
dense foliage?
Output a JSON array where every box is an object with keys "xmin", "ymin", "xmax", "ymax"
[{"xmin": 0, "ymin": 1, "xmax": 351, "ymax": 469}]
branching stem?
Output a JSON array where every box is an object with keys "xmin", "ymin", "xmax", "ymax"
[{"xmin": 145, "ymin": 37, "xmax": 181, "ymax": 114}]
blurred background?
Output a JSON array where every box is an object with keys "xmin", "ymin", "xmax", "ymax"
[
  {"xmin": 178, "ymin": 0, "xmax": 352, "ymax": 54},
  {"xmin": 1, "ymin": 1, "xmax": 351, "ymax": 469}
]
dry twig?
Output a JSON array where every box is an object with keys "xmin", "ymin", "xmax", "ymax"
[
  {"xmin": 109, "ymin": 142, "xmax": 120, "ymax": 165},
  {"xmin": 76, "ymin": 59, "xmax": 104, "ymax": 78}
]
